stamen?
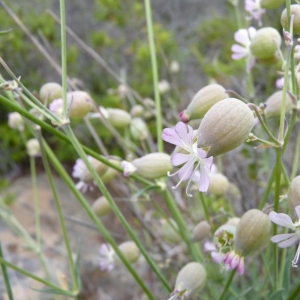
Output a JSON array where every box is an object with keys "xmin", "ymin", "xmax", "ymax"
[{"xmin": 185, "ymin": 161, "xmax": 201, "ymax": 197}]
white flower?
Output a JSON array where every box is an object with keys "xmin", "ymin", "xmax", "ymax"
[
  {"xmin": 99, "ymin": 243, "xmax": 115, "ymax": 271},
  {"xmin": 245, "ymin": 0, "xmax": 266, "ymax": 25},
  {"xmin": 158, "ymin": 80, "xmax": 171, "ymax": 94}
]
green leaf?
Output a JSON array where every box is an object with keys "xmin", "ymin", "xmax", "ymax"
[
  {"xmin": 268, "ymin": 289, "xmax": 285, "ymax": 300},
  {"xmin": 31, "ymin": 288, "xmax": 75, "ymax": 298},
  {"xmin": 0, "ymin": 28, "xmax": 12, "ymax": 35},
  {"xmin": 229, "ymin": 287, "xmax": 252, "ymax": 300}
]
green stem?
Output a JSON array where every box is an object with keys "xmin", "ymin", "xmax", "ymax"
[
  {"xmin": 39, "ymin": 136, "xmax": 78, "ymax": 291},
  {"xmin": 287, "ymin": 282, "xmax": 300, "ymax": 300},
  {"xmin": 199, "ymin": 193, "xmax": 210, "ymax": 223},
  {"xmin": 219, "ymin": 269, "xmax": 236, "ymax": 300},
  {"xmin": 291, "ymin": 127, "xmax": 300, "ymax": 179},
  {"xmin": 43, "ymin": 140, "xmax": 158, "ymax": 298},
  {"xmin": 0, "ymin": 94, "xmax": 154, "ymax": 187},
  {"xmin": 278, "ymin": 247, "xmax": 287, "ymax": 289},
  {"xmin": 0, "ymin": 256, "xmax": 75, "ymax": 297},
  {"xmin": 144, "ymin": 0, "xmax": 163, "ymax": 152},
  {"xmin": 0, "ymin": 241, "xmax": 14, "ymax": 300},
  {"xmin": 59, "ymin": 0, "xmax": 68, "ymax": 120},
  {"xmin": 63, "ymin": 125, "xmax": 170, "ymax": 294}
]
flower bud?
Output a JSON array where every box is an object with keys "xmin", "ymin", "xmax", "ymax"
[
  {"xmin": 197, "ymin": 98, "xmax": 254, "ymax": 157},
  {"xmin": 158, "ymin": 80, "xmax": 171, "ymax": 94},
  {"xmin": 92, "ymin": 196, "xmax": 111, "ymax": 216},
  {"xmin": 122, "ymin": 153, "xmax": 172, "ymax": 179},
  {"xmin": 179, "ymin": 84, "xmax": 228, "ymax": 123},
  {"xmin": 234, "ymin": 209, "xmax": 271, "ymax": 256},
  {"xmin": 117, "ymin": 84, "xmax": 129, "ymax": 99},
  {"xmin": 208, "ymin": 173, "xmax": 229, "ymax": 196},
  {"xmin": 264, "ymin": 90, "xmax": 293, "ymax": 118},
  {"xmin": 287, "ymin": 176, "xmax": 300, "ymax": 220},
  {"xmin": 226, "ymin": 217, "xmax": 240, "ymax": 227},
  {"xmin": 39, "ymin": 82, "xmax": 62, "ymax": 104},
  {"xmin": 129, "ymin": 117, "xmax": 148, "ymax": 141},
  {"xmin": 101, "ymin": 157, "xmax": 121, "ymax": 184},
  {"xmin": 281, "ymin": 5, "xmax": 300, "ymax": 35},
  {"xmin": 261, "ymin": 0, "xmax": 285, "ymax": 9},
  {"xmin": 250, "ymin": 27, "xmax": 281, "ymax": 60},
  {"xmin": 161, "ymin": 219, "xmax": 182, "ymax": 244},
  {"xmin": 172, "ymin": 262, "xmax": 206, "ymax": 299},
  {"xmin": 8, "ymin": 112, "xmax": 24, "ymax": 131},
  {"xmin": 169, "ymin": 60, "xmax": 180, "ymax": 74},
  {"xmin": 130, "ymin": 105, "xmax": 144, "ymax": 117},
  {"xmin": 107, "ymin": 108, "xmax": 131, "ymax": 128},
  {"xmin": 118, "ymin": 241, "xmax": 140, "ymax": 263},
  {"xmin": 192, "ymin": 221, "xmax": 211, "ymax": 242},
  {"xmin": 26, "ymin": 139, "xmax": 41, "ymax": 157}
]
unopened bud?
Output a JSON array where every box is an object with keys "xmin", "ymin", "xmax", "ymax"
[
  {"xmin": 287, "ymin": 176, "xmax": 300, "ymax": 220},
  {"xmin": 107, "ymin": 108, "xmax": 131, "ymax": 128},
  {"xmin": 234, "ymin": 209, "xmax": 271, "ymax": 256},
  {"xmin": 118, "ymin": 241, "xmax": 140, "ymax": 263},
  {"xmin": 122, "ymin": 153, "xmax": 172, "ymax": 179},
  {"xmin": 39, "ymin": 82, "xmax": 62, "ymax": 104},
  {"xmin": 169, "ymin": 60, "xmax": 180, "ymax": 74},
  {"xmin": 130, "ymin": 105, "xmax": 144, "ymax": 117},
  {"xmin": 92, "ymin": 196, "xmax": 111, "ymax": 216},
  {"xmin": 179, "ymin": 84, "xmax": 228, "ymax": 123},
  {"xmin": 264, "ymin": 90, "xmax": 293, "ymax": 118},
  {"xmin": 171, "ymin": 262, "xmax": 206, "ymax": 299},
  {"xmin": 208, "ymin": 173, "xmax": 229, "ymax": 196},
  {"xmin": 261, "ymin": 0, "xmax": 285, "ymax": 9},
  {"xmin": 197, "ymin": 98, "xmax": 254, "ymax": 157},
  {"xmin": 226, "ymin": 217, "xmax": 240, "ymax": 227},
  {"xmin": 101, "ymin": 157, "xmax": 121, "ymax": 184},
  {"xmin": 158, "ymin": 80, "xmax": 171, "ymax": 94},
  {"xmin": 281, "ymin": 5, "xmax": 300, "ymax": 35},
  {"xmin": 8, "ymin": 112, "xmax": 24, "ymax": 131},
  {"xmin": 192, "ymin": 221, "xmax": 211, "ymax": 242},
  {"xmin": 26, "ymin": 139, "xmax": 41, "ymax": 157},
  {"xmin": 250, "ymin": 27, "xmax": 281, "ymax": 59},
  {"xmin": 161, "ymin": 219, "xmax": 182, "ymax": 244},
  {"xmin": 130, "ymin": 117, "xmax": 148, "ymax": 141}
]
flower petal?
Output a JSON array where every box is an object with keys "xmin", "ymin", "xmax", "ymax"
[
  {"xmin": 171, "ymin": 153, "xmax": 191, "ymax": 166},
  {"xmin": 269, "ymin": 211, "xmax": 296, "ymax": 230},
  {"xmin": 175, "ymin": 122, "xmax": 193, "ymax": 146},
  {"xmin": 232, "ymin": 44, "xmax": 248, "ymax": 56},
  {"xmin": 237, "ymin": 257, "xmax": 245, "ymax": 275},
  {"xmin": 295, "ymin": 205, "xmax": 300, "ymax": 220},
  {"xmin": 234, "ymin": 29, "xmax": 249, "ymax": 46},
  {"xmin": 278, "ymin": 234, "xmax": 300, "ymax": 248},
  {"xmin": 177, "ymin": 157, "xmax": 195, "ymax": 181},
  {"xmin": 198, "ymin": 164, "xmax": 210, "ymax": 192},
  {"xmin": 162, "ymin": 127, "xmax": 185, "ymax": 148}
]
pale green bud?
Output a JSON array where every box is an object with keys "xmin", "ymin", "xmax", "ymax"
[
  {"xmin": 264, "ymin": 90, "xmax": 293, "ymax": 118},
  {"xmin": 169, "ymin": 60, "xmax": 180, "ymax": 74},
  {"xmin": 107, "ymin": 108, "xmax": 131, "ymax": 128},
  {"xmin": 39, "ymin": 82, "xmax": 62, "ymax": 104},
  {"xmin": 118, "ymin": 241, "xmax": 140, "ymax": 263},
  {"xmin": 226, "ymin": 217, "xmax": 240, "ymax": 227},
  {"xmin": 179, "ymin": 84, "xmax": 228, "ymax": 122},
  {"xmin": 192, "ymin": 221, "xmax": 211, "ymax": 242},
  {"xmin": 8, "ymin": 112, "xmax": 24, "ymax": 132},
  {"xmin": 26, "ymin": 139, "xmax": 41, "ymax": 157},
  {"xmin": 234, "ymin": 209, "xmax": 271, "ymax": 256},
  {"xmin": 68, "ymin": 91, "xmax": 94, "ymax": 119},
  {"xmin": 130, "ymin": 105, "xmax": 144, "ymax": 117},
  {"xmin": 174, "ymin": 262, "xmax": 207, "ymax": 299},
  {"xmin": 287, "ymin": 176, "xmax": 300, "ymax": 220},
  {"xmin": 261, "ymin": 0, "xmax": 285, "ymax": 9},
  {"xmin": 101, "ymin": 157, "xmax": 121, "ymax": 184},
  {"xmin": 158, "ymin": 80, "xmax": 171, "ymax": 94},
  {"xmin": 130, "ymin": 117, "xmax": 148, "ymax": 141},
  {"xmin": 92, "ymin": 196, "xmax": 111, "ymax": 216},
  {"xmin": 80, "ymin": 157, "xmax": 109, "ymax": 184},
  {"xmin": 208, "ymin": 173, "xmax": 229, "ymax": 196},
  {"xmin": 197, "ymin": 98, "xmax": 254, "ymax": 157},
  {"xmin": 250, "ymin": 27, "xmax": 281, "ymax": 60},
  {"xmin": 161, "ymin": 219, "xmax": 182, "ymax": 244},
  {"xmin": 281, "ymin": 5, "xmax": 300, "ymax": 35}
]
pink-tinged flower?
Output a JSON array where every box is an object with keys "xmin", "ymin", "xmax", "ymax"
[
  {"xmin": 49, "ymin": 98, "xmax": 64, "ymax": 117},
  {"xmin": 276, "ymin": 77, "xmax": 284, "ymax": 89},
  {"xmin": 204, "ymin": 241, "xmax": 225, "ymax": 264},
  {"xmin": 72, "ymin": 156, "xmax": 95, "ymax": 192},
  {"xmin": 232, "ymin": 27, "xmax": 257, "ymax": 70},
  {"xmin": 269, "ymin": 205, "xmax": 300, "ymax": 267},
  {"xmin": 223, "ymin": 251, "xmax": 245, "ymax": 274},
  {"xmin": 99, "ymin": 243, "xmax": 115, "ymax": 271},
  {"xmin": 245, "ymin": 0, "xmax": 266, "ymax": 24},
  {"xmin": 162, "ymin": 122, "xmax": 213, "ymax": 196},
  {"xmin": 269, "ymin": 206, "xmax": 300, "ymax": 248}
]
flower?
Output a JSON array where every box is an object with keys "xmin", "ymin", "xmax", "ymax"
[
  {"xmin": 245, "ymin": 0, "xmax": 266, "ymax": 24},
  {"xmin": 204, "ymin": 241, "xmax": 226, "ymax": 264},
  {"xmin": 223, "ymin": 251, "xmax": 245, "ymax": 274},
  {"xmin": 269, "ymin": 206, "xmax": 300, "ymax": 248},
  {"xmin": 231, "ymin": 27, "xmax": 257, "ymax": 71},
  {"xmin": 99, "ymin": 243, "xmax": 115, "ymax": 271},
  {"xmin": 162, "ymin": 122, "xmax": 213, "ymax": 196}
]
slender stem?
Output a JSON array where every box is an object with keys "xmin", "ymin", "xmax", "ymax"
[
  {"xmin": 43, "ymin": 141, "xmax": 159, "ymax": 298},
  {"xmin": 0, "ymin": 94, "xmax": 154, "ymax": 187},
  {"xmin": 281, "ymin": 161, "xmax": 291, "ymax": 185},
  {"xmin": 278, "ymin": 247, "xmax": 287, "ymax": 289},
  {"xmin": 63, "ymin": 125, "xmax": 170, "ymax": 293},
  {"xmin": 39, "ymin": 136, "xmax": 78, "ymax": 291},
  {"xmin": 258, "ymin": 166, "xmax": 275, "ymax": 210},
  {"xmin": 199, "ymin": 193, "xmax": 210, "ymax": 223},
  {"xmin": 219, "ymin": 269, "xmax": 236, "ymax": 300},
  {"xmin": 144, "ymin": 0, "xmax": 163, "ymax": 152},
  {"xmin": 291, "ymin": 127, "xmax": 300, "ymax": 179},
  {"xmin": 84, "ymin": 116, "xmax": 108, "ymax": 156},
  {"xmin": 59, "ymin": 0, "xmax": 68, "ymax": 120},
  {"xmin": 0, "ymin": 242, "xmax": 14, "ymax": 300},
  {"xmin": 279, "ymin": 46, "xmax": 292, "ymax": 142}
]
